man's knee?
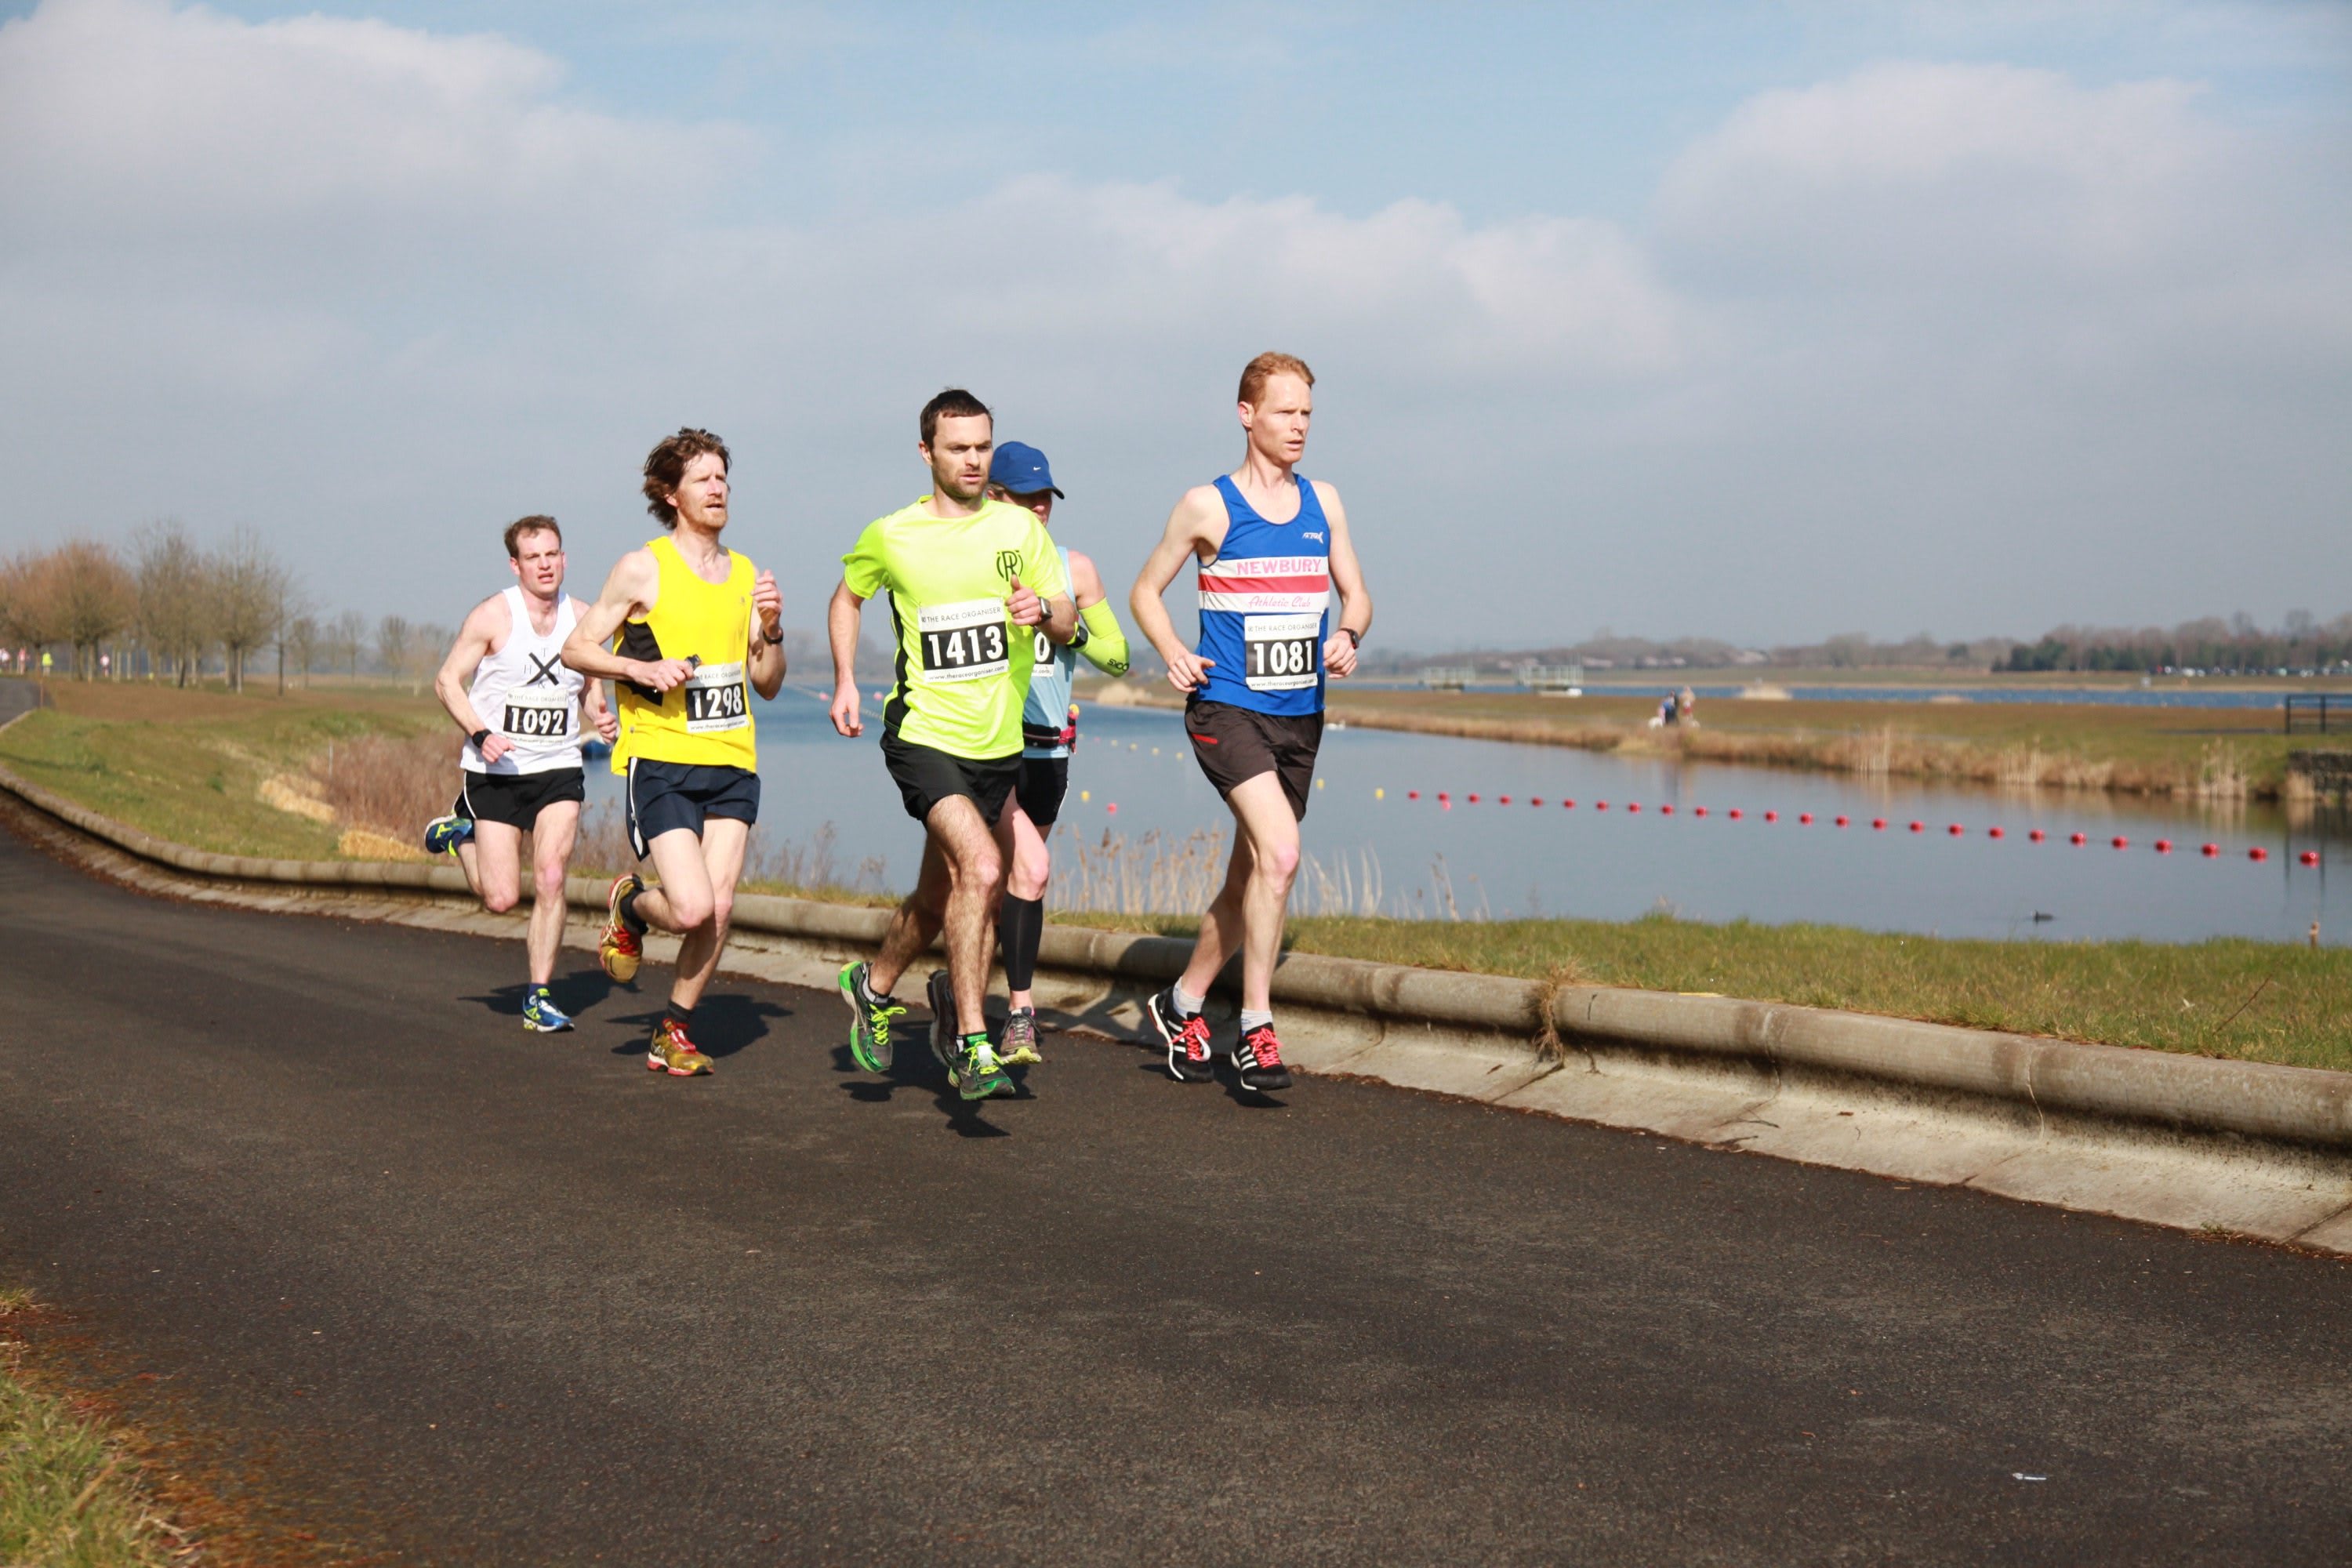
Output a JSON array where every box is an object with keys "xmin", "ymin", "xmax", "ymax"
[
  {"xmin": 667, "ymin": 885, "xmax": 716, "ymax": 930},
  {"xmin": 1008, "ymin": 844, "xmax": 1050, "ymax": 899},
  {"xmin": 532, "ymin": 862, "xmax": 568, "ymax": 900},
  {"xmin": 710, "ymin": 888, "xmax": 735, "ymax": 931},
  {"xmin": 1256, "ymin": 837, "xmax": 1301, "ymax": 889},
  {"xmin": 965, "ymin": 843, "xmax": 1004, "ymax": 891},
  {"xmin": 483, "ymin": 884, "xmax": 521, "ymax": 915}
]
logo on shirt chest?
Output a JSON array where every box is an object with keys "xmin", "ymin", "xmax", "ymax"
[{"xmin": 995, "ymin": 550, "xmax": 1022, "ymax": 584}]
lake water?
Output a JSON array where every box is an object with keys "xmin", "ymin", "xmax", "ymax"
[
  {"xmin": 1362, "ymin": 680, "xmax": 2333, "ymax": 710},
  {"xmin": 586, "ymin": 688, "xmax": 2344, "ymax": 947}
]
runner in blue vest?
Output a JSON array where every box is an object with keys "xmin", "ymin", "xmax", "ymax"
[
  {"xmin": 984, "ymin": 441, "xmax": 1131, "ymax": 1064},
  {"xmin": 1127, "ymin": 352, "xmax": 1374, "ymax": 1092}
]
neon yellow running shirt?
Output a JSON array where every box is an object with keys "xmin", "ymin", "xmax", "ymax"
[{"xmin": 843, "ymin": 496, "xmax": 1070, "ymax": 760}]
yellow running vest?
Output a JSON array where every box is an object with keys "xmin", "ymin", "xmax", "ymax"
[{"xmin": 611, "ymin": 536, "xmax": 757, "ymax": 771}]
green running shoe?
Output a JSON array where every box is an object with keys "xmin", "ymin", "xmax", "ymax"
[
  {"xmin": 953, "ymin": 1033, "xmax": 1013, "ymax": 1101},
  {"xmin": 839, "ymin": 960, "xmax": 903, "ymax": 1074}
]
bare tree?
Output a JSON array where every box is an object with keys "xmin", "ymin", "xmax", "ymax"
[
  {"xmin": 269, "ymin": 576, "xmax": 311, "ymax": 695},
  {"xmin": 49, "ymin": 541, "xmax": 135, "ymax": 679},
  {"xmin": 133, "ymin": 521, "xmax": 213, "ymax": 687},
  {"xmin": 212, "ymin": 528, "xmax": 290, "ymax": 693},
  {"xmin": 0, "ymin": 550, "xmax": 67, "ymax": 672},
  {"xmin": 284, "ymin": 614, "xmax": 321, "ymax": 688},
  {"xmin": 376, "ymin": 614, "xmax": 412, "ymax": 681},
  {"xmin": 331, "ymin": 608, "xmax": 367, "ymax": 678}
]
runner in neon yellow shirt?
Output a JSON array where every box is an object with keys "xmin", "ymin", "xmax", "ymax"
[{"xmin": 828, "ymin": 388, "xmax": 1073, "ymax": 1102}]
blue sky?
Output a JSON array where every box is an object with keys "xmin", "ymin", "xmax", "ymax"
[{"xmin": 2, "ymin": 0, "xmax": 2347, "ymax": 649}]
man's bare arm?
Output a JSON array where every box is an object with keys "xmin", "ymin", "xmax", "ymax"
[
  {"xmin": 560, "ymin": 550, "xmax": 691, "ymax": 692},
  {"xmin": 433, "ymin": 595, "xmax": 508, "ymax": 755},
  {"xmin": 826, "ymin": 579, "xmax": 866, "ymax": 737},
  {"xmin": 1317, "ymin": 481, "xmax": 1371, "ymax": 678},
  {"xmin": 1128, "ymin": 486, "xmax": 1225, "ymax": 693},
  {"xmin": 748, "ymin": 566, "xmax": 786, "ymax": 699}
]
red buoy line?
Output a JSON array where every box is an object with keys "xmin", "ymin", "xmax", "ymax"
[{"xmin": 1366, "ymin": 786, "xmax": 2324, "ymax": 869}]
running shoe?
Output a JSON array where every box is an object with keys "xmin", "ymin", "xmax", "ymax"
[
  {"xmin": 839, "ymin": 960, "xmax": 903, "ymax": 1074},
  {"xmin": 997, "ymin": 1007, "xmax": 1043, "ymax": 1066},
  {"xmin": 1235, "ymin": 1023, "xmax": 1292, "ymax": 1092},
  {"xmin": 599, "ymin": 873, "xmax": 644, "ymax": 984},
  {"xmin": 646, "ymin": 1017, "xmax": 713, "ymax": 1076},
  {"xmin": 925, "ymin": 969, "xmax": 960, "ymax": 1076},
  {"xmin": 1145, "ymin": 986, "xmax": 1215, "ymax": 1083},
  {"xmin": 953, "ymin": 1034, "xmax": 1014, "ymax": 1102},
  {"xmin": 423, "ymin": 813, "xmax": 474, "ymax": 858},
  {"xmin": 521, "ymin": 985, "xmax": 573, "ymax": 1033}
]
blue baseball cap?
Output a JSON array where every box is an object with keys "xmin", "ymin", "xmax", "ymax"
[{"xmin": 989, "ymin": 441, "xmax": 1063, "ymax": 499}]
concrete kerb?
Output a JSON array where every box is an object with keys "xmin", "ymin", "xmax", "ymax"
[{"xmin": 2, "ymin": 720, "xmax": 2349, "ymax": 1255}]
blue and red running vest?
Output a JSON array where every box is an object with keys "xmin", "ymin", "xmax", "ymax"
[{"xmin": 1193, "ymin": 473, "xmax": 1331, "ymax": 717}]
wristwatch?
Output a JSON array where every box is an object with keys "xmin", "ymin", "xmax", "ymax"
[
  {"xmin": 1339, "ymin": 627, "xmax": 1362, "ymax": 649},
  {"xmin": 469, "ymin": 728, "xmax": 492, "ymax": 748}
]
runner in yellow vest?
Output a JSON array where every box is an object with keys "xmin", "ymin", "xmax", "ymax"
[
  {"xmin": 561, "ymin": 427, "xmax": 786, "ymax": 1076},
  {"xmin": 827, "ymin": 389, "xmax": 1073, "ymax": 1102}
]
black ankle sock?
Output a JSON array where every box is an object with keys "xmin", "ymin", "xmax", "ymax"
[
  {"xmin": 998, "ymin": 895, "xmax": 1044, "ymax": 993},
  {"xmin": 663, "ymin": 1003, "xmax": 694, "ymax": 1030},
  {"xmin": 619, "ymin": 886, "xmax": 649, "ymax": 937}
]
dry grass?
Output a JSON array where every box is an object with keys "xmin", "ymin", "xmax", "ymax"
[
  {"xmin": 1050, "ymin": 826, "xmax": 1386, "ymax": 918},
  {"xmin": 1, "ymin": 1294, "xmax": 177, "ymax": 1568}
]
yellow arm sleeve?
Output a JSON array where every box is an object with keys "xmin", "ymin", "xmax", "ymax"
[{"xmin": 1073, "ymin": 597, "xmax": 1129, "ymax": 677}]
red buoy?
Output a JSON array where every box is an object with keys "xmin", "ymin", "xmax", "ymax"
[
  {"xmin": 1835, "ymin": 815, "xmax": 1849, "ymax": 827},
  {"xmin": 2301, "ymin": 850, "xmax": 2321, "ymax": 866},
  {"xmin": 2154, "ymin": 839, "xmax": 2172, "ymax": 853},
  {"xmin": 1408, "ymin": 790, "xmax": 1421, "ymax": 800},
  {"xmin": 1798, "ymin": 812, "xmax": 1814, "ymax": 825},
  {"xmin": 1909, "ymin": 821, "xmax": 1925, "ymax": 833},
  {"xmin": 1530, "ymin": 797, "xmax": 1542, "ymax": 807},
  {"xmin": 1947, "ymin": 823, "xmax": 1964, "ymax": 837},
  {"xmin": 1106, "ymin": 803, "xmax": 1118, "ymax": 815},
  {"xmin": 1727, "ymin": 808, "xmax": 1742, "ymax": 819},
  {"xmin": 2071, "ymin": 832, "xmax": 2088, "ymax": 845},
  {"xmin": 1658, "ymin": 804, "xmax": 1673, "ymax": 815},
  {"xmin": 2200, "ymin": 843, "xmax": 2218, "ymax": 856},
  {"xmin": 1563, "ymin": 798, "xmax": 1575, "ymax": 808},
  {"xmin": 1988, "ymin": 826, "xmax": 2005, "ymax": 839},
  {"xmin": 1596, "ymin": 800, "xmax": 1609, "ymax": 811},
  {"xmin": 2111, "ymin": 836, "xmax": 2129, "ymax": 849},
  {"xmin": 1871, "ymin": 818, "xmax": 1887, "ymax": 830},
  {"xmin": 1693, "ymin": 807, "xmax": 1708, "ymax": 818},
  {"xmin": 2029, "ymin": 829, "xmax": 2045, "ymax": 842},
  {"xmin": 2249, "ymin": 846, "xmax": 2268, "ymax": 862},
  {"xmin": 1468, "ymin": 793, "xmax": 1480, "ymax": 803},
  {"xmin": 1627, "ymin": 802, "xmax": 1642, "ymax": 813},
  {"xmin": 1498, "ymin": 795, "xmax": 1511, "ymax": 804},
  {"xmin": 1764, "ymin": 810, "xmax": 1779, "ymax": 822}
]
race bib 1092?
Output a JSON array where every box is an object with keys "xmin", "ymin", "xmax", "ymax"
[
  {"xmin": 917, "ymin": 599, "xmax": 1010, "ymax": 683},
  {"xmin": 1243, "ymin": 612, "xmax": 1321, "ymax": 691},
  {"xmin": 499, "ymin": 693, "xmax": 575, "ymax": 741}
]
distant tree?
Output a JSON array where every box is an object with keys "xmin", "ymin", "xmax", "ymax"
[
  {"xmin": 330, "ymin": 608, "xmax": 367, "ymax": 677},
  {"xmin": 133, "ymin": 521, "xmax": 212, "ymax": 687},
  {"xmin": 283, "ymin": 613, "xmax": 320, "ymax": 689},
  {"xmin": 48, "ymin": 540, "xmax": 135, "ymax": 679},
  {"xmin": 0, "ymin": 550, "xmax": 66, "ymax": 666},
  {"xmin": 1821, "ymin": 632, "xmax": 1870, "ymax": 670},
  {"xmin": 210, "ymin": 528, "xmax": 290, "ymax": 693},
  {"xmin": 376, "ymin": 614, "xmax": 411, "ymax": 679}
]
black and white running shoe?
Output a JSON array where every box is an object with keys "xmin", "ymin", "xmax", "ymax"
[
  {"xmin": 1145, "ymin": 986, "xmax": 1216, "ymax": 1083},
  {"xmin": 1235, "ymin": 1024, "xmax": 1293, "ymax": 1092}
]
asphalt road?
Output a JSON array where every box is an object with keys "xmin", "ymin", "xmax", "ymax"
[{"xmin": 2, "ymin": 821, "xmax": 2348, "ymax": 1566}]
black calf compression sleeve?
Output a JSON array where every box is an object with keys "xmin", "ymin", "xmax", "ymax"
[{"xmin": 999, "ymin": 895, "xmax": 1044, "ymax": 993}]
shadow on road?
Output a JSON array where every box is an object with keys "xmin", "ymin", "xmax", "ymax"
[{"xmin": 603, "ymin": 992, "xmax": 793, "ymax": 1060}]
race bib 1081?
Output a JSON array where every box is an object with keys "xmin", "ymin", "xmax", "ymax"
[
  {"xmin": 1243, "ymin": 612, "xmax": 1321, "ymax": 691},
  {"xmin": 917, "ymin": 599, "xmax": 1010, "ymax": 683},
  {"xmin": 682, "ymin": 660, "xmax": 750, "ymax": 731}
]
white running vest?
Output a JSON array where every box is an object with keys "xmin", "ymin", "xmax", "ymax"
[{"xmin": 463, "ymin": 586, "xmax": 586, "ymax": 775}]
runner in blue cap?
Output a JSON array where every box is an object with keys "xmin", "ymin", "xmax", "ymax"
[{"xmin": 985, "ymin": 440, "xmax": 1129, "ymax": 1063}]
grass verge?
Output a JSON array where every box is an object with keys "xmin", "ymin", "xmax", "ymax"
[
  {"xmin": 0, "ymin": 1290, "xmax": 176, "ymax": 1568},
  {"xmin": 1048, "ymin": 909, "xmax": 2352, "ymax": 1073}
]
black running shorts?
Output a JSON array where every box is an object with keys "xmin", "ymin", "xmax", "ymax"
[
  {"xmin": 456, "ymin": 768, "xmax": 586, "ymax": 832},
  {"xmin": 623, "ymin": 758, "xmax": 760, "ymax": 858},
  {"xmin": 882, "ymin": 735, "xmax": 1019, "ymax": 826},
  {"xmin": 1014, "ymin": 755, "xmax": 1070, "ymax": 827},
  {"xmin": 1184, "ymin": 698, "xmax": 1324, "ymax": 821}
]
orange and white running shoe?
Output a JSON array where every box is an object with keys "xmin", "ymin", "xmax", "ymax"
[
  {"xmin": 600, "ymin": 873, "xmax": 643, "ymax": 984},
  {"xmin": 647, "ymin": 1016, "xmax": 712, "ymax": 1076}
]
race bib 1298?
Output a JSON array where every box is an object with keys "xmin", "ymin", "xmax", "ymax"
[
  {"xmin": 1243, "ymin": 612, "xmax": 1321, "ymax": 691},
  {"xmin": 682, "ymin": 661, "xmax": 750, "ymax": 731},
  {"xmin": 917, "ymin": 599, "xmax": 1010, "ymax": 683}
]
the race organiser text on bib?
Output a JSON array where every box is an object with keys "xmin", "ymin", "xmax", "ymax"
[
  {"xmin": 682, "ymin": 661, "xmax": 750, "ymax": 731},
  {"xmin": 1243, "ymin": 612, "xmax": 1322, "ymax": 691},
  {"xmin": 917, "ymin": 599, "xmax": 1010, "ymax": 684}
]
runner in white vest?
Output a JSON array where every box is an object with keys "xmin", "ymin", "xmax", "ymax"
[{"xmin": 426, "ymin": 515, "xmax": 617, "ymax": 1033}]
